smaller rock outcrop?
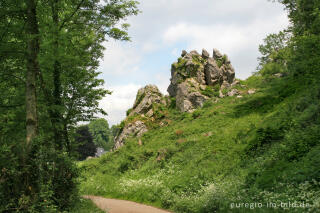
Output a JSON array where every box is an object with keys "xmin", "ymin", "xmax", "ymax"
[
  {"xmin": 128, "ymin": 85, "xmax": 165, "ymax": 117},
  {"xmin": 114, "ymin": 85, "xmax": 165, "ymax": 149},
  {"xmin": 167, "ymin": 48, "xmax": 236, "ymax": 112},
  {"xmin": 114, "ymin": 120, "xmax": 148, "ymax": 149}
]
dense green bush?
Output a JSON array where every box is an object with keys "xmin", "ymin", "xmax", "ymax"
[{"xmin": 0, "ymin": 136, "xmax": 79, "ymax": 212}]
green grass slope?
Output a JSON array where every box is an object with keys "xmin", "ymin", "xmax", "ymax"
[{"xmin": 78, "ymin": 75, "xmax": 320, "ymax": 213}]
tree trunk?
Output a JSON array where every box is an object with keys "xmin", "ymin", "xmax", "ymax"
[
  {"xmin": 25, "ymin": 0, "xmax": 39, "ymax": 146},
  {"xmin": 51, "ymin": 0, "xmax": 64, "ymax": 149},
  {"xmin": 63, "ymin": 122, "xmax": 71, "ymax": 153}
]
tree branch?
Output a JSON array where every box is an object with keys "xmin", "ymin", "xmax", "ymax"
[{"xmin": 59, "ymin": 0, "xmax": 85, "ymax": 31}]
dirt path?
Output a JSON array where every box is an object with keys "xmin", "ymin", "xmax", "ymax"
[{"xmin": 83, "ymin": 195, "xmax": 172, "ymax": 213}]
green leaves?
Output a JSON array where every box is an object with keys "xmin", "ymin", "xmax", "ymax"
[
  {"xmin": 257, "ymin": 31, "xmax": 291, "ymax": 72},
  {"xmin": 88, "ymin": 118, "xmax": 113, "ymax": 151},
  {"xmin": 0, "ymin": 0, "xmax": 140, "ymax": 210}
]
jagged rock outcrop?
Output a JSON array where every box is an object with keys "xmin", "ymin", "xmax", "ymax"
[
  {"xmin": 113, "ymin": 48, "xmax": 238, "ymax": 150},
  {"xmin": 175, "ymin": 78, "xmax": 209, "ymax": 112},
  {"xmin": 128, "ymin": 85, "xmax": 165, "ymax": 117},
  {"xmin": 114, "ymin": 120, "xmax": 148, "ymax": 149},
  {"xmin": 167, "ymin": 48, "xmax": 236, "ymax": 112},
  {"xmin": 114, "ymin": 85, "xmax": 165, "ymax": 149}
]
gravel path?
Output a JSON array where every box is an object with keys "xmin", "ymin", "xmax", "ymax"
[{"xmin": 83, "ymin": 195, "xmax": 172, "ymax": 213}]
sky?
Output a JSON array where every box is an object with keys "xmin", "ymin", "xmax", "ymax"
[{"xmin": 98, "ymin": 0, "xmax": 289, "ymax": 126}]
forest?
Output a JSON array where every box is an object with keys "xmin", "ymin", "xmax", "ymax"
[{"xmin": 0, "ymin": 0, "xmax": 138, "ymax": 211}]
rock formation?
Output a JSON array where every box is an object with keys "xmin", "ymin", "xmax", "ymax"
[
  {"xmin": 114, "ymin": 120, "xmax": 148, "ymax": 149},
  {"xmin": 114, "ymin": 85, "xmax": 165, "ymax": 149},
  {"xmin": 167, "ymin": 48, "xmax": 236, "ymax": 112},
  {"xmin": 113, "ymin": 48, "xmax": 238, "ymax": 149},
  {"xmin": 128, "ymin": 85, "xmax": 166, "ymax": 117}
]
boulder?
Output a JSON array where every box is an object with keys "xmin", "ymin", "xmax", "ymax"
[
  {"xmin": 248, "ymin": 89, "xmax": 256, "ymax": 95},
  {"xmin": 228, "ymin": 89, "xmax": 239, "ymax": 97},
  {"xmin": 114, "ymin": 48, "xmax": 240, "ymax": 150}
]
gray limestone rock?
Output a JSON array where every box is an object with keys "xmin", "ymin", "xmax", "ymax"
[
  {"xmin": 114, "ymin": 120, "xmax": 148, "ymax": 149},
  {"xmin": 129, "ymin": 85, "xmax": 164, "ymax": 117},
  {"xmin": 204, "ymin": 58, "xmax": 222, "ymax": 86},
  {"xmin": 181, "ymin": 50, "xmax": 187, "ymax": 57},
  {"xmin": 114, "ymin": 85, "xmax": 166, "ymax": 150},
  {"xmin": 190, "ymin": 50, "xmax": 200, "ymax": 56},
  {"xmin": 202, "ymin": 49, "xmax": 210, "ymax": 59},
  {"xmin": 213, "ymin": 48, "xmax": 223, "ymax": 59},
  {"xmin": 114, "ymin": 48, "xmax": 240, "ymax": 150},
  {"xmin": 228, "ymin": 89, "xmax": 239, "ymax": 97},
  {"xmin": 175, "ymin": 81, "xmax": 209, "ymax": 112},
  {"xmin": 167, "ymin": 49, "xmax": 237, "ymax": 112}
]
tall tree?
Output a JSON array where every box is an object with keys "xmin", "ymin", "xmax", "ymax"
[
  {"xmin": 50, "ymin": 0, "xmax": 64, "ymax": 149},
  {"xmin": 88, "ymin": 118, "xmax": 112, "ymax": 150},
  {"xmin": 36, "ymin": 0, "xmax": 139, "ymax": 151},
  {"xmin": 0, "ymin": 0, "xmax": 139, "ymax": 210},
  {"xmin": 75, "ymin": 125, "xmax": 97, "ymax": 160},
  {"xmin": 277, "ymin": 0, "xmax": 320, "ymax": 78},
  {"xmin": 25, "ymin": 0, "xmax": 40, "ymax": 146}
]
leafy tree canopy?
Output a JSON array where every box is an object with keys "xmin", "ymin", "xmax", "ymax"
[{"xmin": 88, "ymin": 118, "xmax": 113, "ymax": 151}]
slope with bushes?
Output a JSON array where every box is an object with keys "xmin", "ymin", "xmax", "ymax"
[
  {"xmin": 79, "ymin": 1, "xmax": 320, "ymax": 212},
  {"xmin": 79, "ymin": 72, "xmax": 320, "ymax": 212}
]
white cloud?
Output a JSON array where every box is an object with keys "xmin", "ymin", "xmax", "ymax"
[
  {"xmin": 97, "ymin": 0, "xmax": 289, "ymax": 123},
  {"xmin": 163, "ymin": 23, "xmax": 248, "ymax": 53},
  {"xmin": 154, "ymin": 73, "xmax": 170, "ymax": 95},
  {"xmin": 141, "ymin": 41, "xmax": 161, "ymax": 53},
  {"xmin": 171, "ymin": 48, "xmax": 179, "ymax": 57},
  {"xmin": 162, "ymin": 12, "xmax": 289, "ymax": 79},
  {"xmin": 98, "ymin": 41, "xmax": 141, "ymax": 77},
  {"xmin": 99, "ymin": 84, "xmax": 142, "ymax": 125}
]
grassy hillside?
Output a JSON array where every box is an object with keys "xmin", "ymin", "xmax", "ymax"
[{"xmin": 78, "ymin": 74, "xmax": 320, "ymax": 212}]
